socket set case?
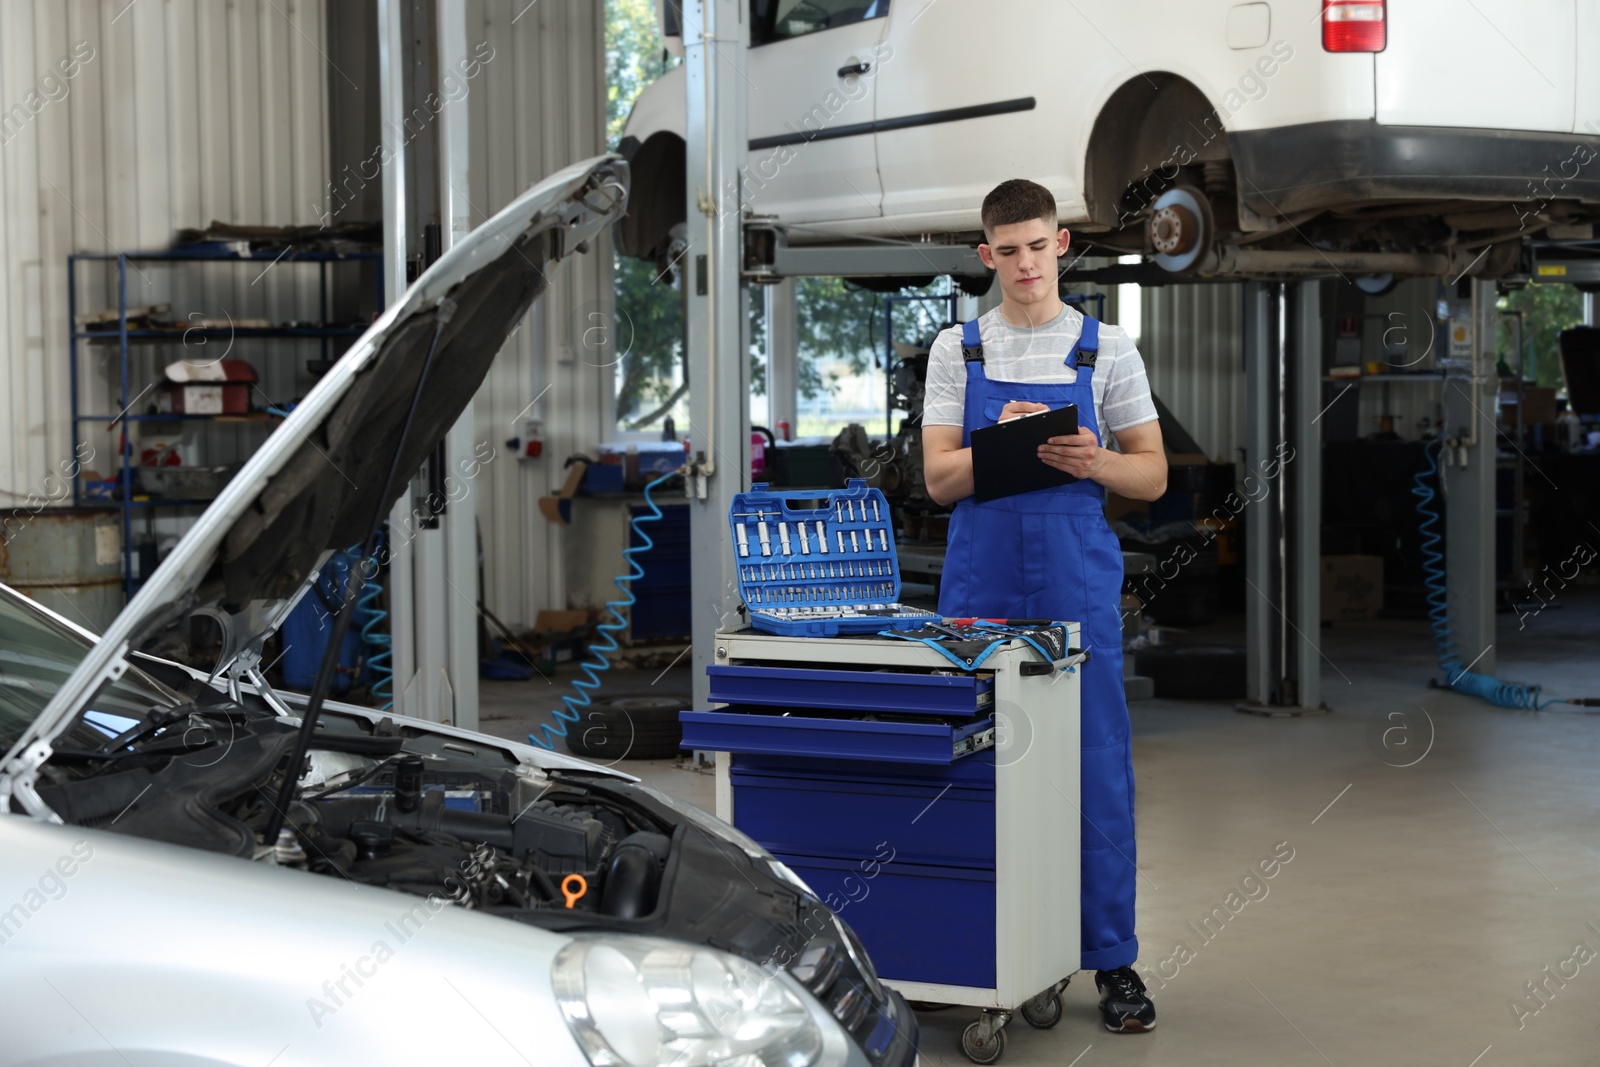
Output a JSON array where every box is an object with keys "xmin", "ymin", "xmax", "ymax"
[{"xmin": 731, "ymin": 479, "xmax": 938, "ymax": 637}]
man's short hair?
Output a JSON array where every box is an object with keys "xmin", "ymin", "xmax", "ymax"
[{"xmin": 981, "ymin": 179, "xmax": 1057, "ymax": 237}]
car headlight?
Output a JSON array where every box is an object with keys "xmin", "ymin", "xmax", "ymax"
[{"xmin": 553, "ymin": 936, "xmax": 848, "ymax": 1067}]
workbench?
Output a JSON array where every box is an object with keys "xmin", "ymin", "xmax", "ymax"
[{"xmin": 682, "ymin": 625, "xmax": 1085, "ymax": 1062}]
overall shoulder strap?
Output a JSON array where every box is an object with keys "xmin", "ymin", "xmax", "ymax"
[
  {"xmin": 960, "ymin": 318, "xmax": 984, "ymax": 363},
  {"xmin": 1072, "ymin": 315, "xmax": 1100, "ymax": 369}
]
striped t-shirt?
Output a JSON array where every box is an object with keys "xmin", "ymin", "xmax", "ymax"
[{"xmin": 922, "ymin": 303, "xmax": 1158, "ymax": 439}]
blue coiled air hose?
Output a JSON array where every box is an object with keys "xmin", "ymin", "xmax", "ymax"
[
  {"xmin": 1412, "ymin": 440, "xmax": 1568, "ymax": 709},
  {"xmin": 344, "ymin": 541, "xmax": 393, "ymax": 712},
  {"xmin": 529, "ymin": 469, "xmax": 678, "ymax": 750}
]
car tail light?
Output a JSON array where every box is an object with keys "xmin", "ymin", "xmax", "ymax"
[{"xmin": 1322, "ymin": 0, "xmax": 1386, "ymax": 52}]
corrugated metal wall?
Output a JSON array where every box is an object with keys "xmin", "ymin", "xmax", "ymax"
[
  {"xmin": 0, "ymin": 0, "xmax": 604, "ymax": 628},
  {"xmin": 464, "ymin": 0, "xmax": 609, "ymax": 627},
  {"xmin": 0, "ymin": 0, "xmax": 329, "ymax": 545},
  {"xmin": 1139, "ymin": 282, "xmax": 1245, "ymax": 463}
]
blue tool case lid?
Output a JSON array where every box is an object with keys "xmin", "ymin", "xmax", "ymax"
[{"xmin": 729, "ymin": 479, "xmax": 936, "ymax": 637}]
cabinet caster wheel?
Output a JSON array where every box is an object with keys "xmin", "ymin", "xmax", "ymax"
[
  {"xmin": 961, "ymin": 1020, "xmax": 1007, "ymax": 1064},
  {"xmin": 1020, "ymin": 991, "xmax": 1062, "ymax": 1029}
]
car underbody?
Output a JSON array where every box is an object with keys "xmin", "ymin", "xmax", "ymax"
[{"xmin": 618, "ymin": 120, "xmax": 1600, "ymax": 286}]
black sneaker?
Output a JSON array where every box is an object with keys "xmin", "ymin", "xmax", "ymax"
[{"xmin": 1095, "ymin": 967, "xmax": 1156, "ymax": 1033}]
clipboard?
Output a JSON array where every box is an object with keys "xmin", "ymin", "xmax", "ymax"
[{"xmin": 970, "ymin": 404, "xmax": 1080, "ymax": 502}]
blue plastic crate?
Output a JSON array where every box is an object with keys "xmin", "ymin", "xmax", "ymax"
[
  {"xmin": 584, "ymin": 463, "xmax": 625, "ymax": 493},
  {"xmin": 730, "ymin": 479, "xmax": 938, "ymax": 637},
  {"xmin": 630, "ymin": 503, "xmax": 689, "ymax": 642}
]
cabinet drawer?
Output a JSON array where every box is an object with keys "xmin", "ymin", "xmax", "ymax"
[
  {"xmin": 775, "ymin": 852, "xmax": 996, "ymax": 990},
  {"xmin": 681, "ymin": 709, "xmax": 993, "ymax": 765},
  {"xmin": 731, "ymin": 754, "xmax": 995, "ymax": 869},
  {"xmin": 708, "ymin": 663, "xmax": 994, "ymax": 718}
]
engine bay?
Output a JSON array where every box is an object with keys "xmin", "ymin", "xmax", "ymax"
[
  {"xmin": 33, "ymin": 701, "xmax": 675, "ymax": 922},
  {"xmin": 290, "ymin": 753, "xmax": 672, "ymax": 918}
]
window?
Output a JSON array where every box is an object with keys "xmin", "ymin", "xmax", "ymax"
[
  {"xmin": 0, "ymin": 590, "xmax": 188, "ymax": 772},
  {"xmin": 1117, "ymin": 255, "xmax": 1142, "ymax": 348},
  {"xmin": 752, "ymin": 0, "xmax": 889, "ymax": 45}
]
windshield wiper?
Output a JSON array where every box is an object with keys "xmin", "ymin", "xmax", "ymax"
[
  {"xmin": 88, "ymin": 703, "xmax": 249, "ymax": 756},
  {"xmin": 90, "ymin": 703, "xmax": 203, "ymax": 755}
]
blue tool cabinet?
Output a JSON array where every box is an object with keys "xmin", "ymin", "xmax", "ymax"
[{"xmin": 683, "ymin": 626, "xmax": 1086, "ymax": 1059}]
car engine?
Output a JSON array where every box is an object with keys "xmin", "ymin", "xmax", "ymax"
[{"xmin": 34, "ymin": 704, "xmax": 673, "ymax": 920}]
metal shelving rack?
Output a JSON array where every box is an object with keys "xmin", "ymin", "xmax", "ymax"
[{"xmin": 67, "ymin": 247, "xmax": 382, "ymax": 600}]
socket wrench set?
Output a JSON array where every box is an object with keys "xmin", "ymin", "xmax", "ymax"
[{"xmin": 731, "ymin": 478, "xmax": 938, "ymax": 637}]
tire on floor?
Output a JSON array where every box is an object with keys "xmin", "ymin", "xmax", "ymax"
[
  {"xmin": 562, "ymin": 691, "xmax": 691, "ymax": 760},
  {"xmin": 1133, "ymin": 645, "xmax": 1246, "ymax": 700}
]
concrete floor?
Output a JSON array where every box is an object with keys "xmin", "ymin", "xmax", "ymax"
[{"xmin": 479, "ymin": 592, "xmax": 1600, "ymax": 1067}]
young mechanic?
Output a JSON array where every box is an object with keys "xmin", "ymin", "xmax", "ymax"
[{"xmin": 922, "ymin": 179, "xmax": 1167, "ymax": 1033}]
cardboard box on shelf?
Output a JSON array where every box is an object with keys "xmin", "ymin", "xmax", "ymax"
[
  {"xmin": 1321, "ymin": 555, "xmax": 1383, "ymax": 621},
  {"xmin": 538, "ymin": 461, "xmax": 588, "ymax": 524},
  {"xmin": 1522, "ymin": 386, "xmax": 1558, "ymax": 427},
  {"xmin": 1501, "ymin": 383, "xmax": 1559, "ymax": 427},
  {"xmin": 524, "ymin": 609, "xmax": 595, "ymax": 666}
]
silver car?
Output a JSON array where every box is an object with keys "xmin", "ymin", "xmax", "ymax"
[{"xmin": 0, "ymin": 155, "xmax": 915, "ymax": 1067}]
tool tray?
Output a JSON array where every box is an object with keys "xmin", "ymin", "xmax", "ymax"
[
  {"xmin": 707, "ymin": 663, "xmax": 993, "ymax": 717},
  {"xmin": 680, "ymin": 709, "xmax": 994, "ymax": 764},
  {"xmin": 731, "ymin": 479, "xmax": 938, "ymax": 637}
]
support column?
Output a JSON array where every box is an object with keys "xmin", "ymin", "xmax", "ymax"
[
  {"xmin": 378, "ymin": 0, "xmax": 415, "ymax": 711},
  {"xmin": 1243, "ymin": 281, "xmax": 1324, "ymax": 712},
  {"xmin": 1441, "ymin": 281, "xmax": 1498, "ymax": 674},
  {"xmin": 438, "ymin": 0, "xmax": 477, "ymax": 730},
  {"xmin": 1243, "ymin": 282, "xmax": 1278, "ymax": 705},
  {"xmin": 684, "ymin": 0, "xmax": 751, "ymax": 713},
  {"xmin": 379, "ymin": 0, "xmax": 466, "ymax": 724},
  {"xmin": 766, "ymin": 279, "xmax": 797, "ymax": 436},
  {"xmin": 1288, "ymin": 280, "xmax": 1323, "ymax": 712}
]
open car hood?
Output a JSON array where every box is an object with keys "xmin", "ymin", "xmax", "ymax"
[{"xmin": 2, "ymin": 155, "xmax": 627, "ymax": 790}]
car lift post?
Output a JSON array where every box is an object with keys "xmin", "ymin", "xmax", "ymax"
[
  {"xmin": 378, "ymin": 0, "xmax": 420, "ymax": 715},
  {"xmin": 1440, "ymin": 281, "xmax": 1498, "ymax": 673},
  {"xmin": 1242, "ymin": 280, "xmax": 1324, "ymax": 714},
  {"xmin": 684, "ymin": 0, "xmax": 753, "ymax": 715},
  {"xmin": 766, "ymin": 280, "xmax": 798, "ymax": 434},
  {"xmin": 437, "ymin": 0, "xmax": 479, "ymax": 730},
  {"xmin": 378, "ymin": 0, "xmax": 478, "ymax": 727}
]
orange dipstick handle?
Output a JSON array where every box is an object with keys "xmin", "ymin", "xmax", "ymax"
[{"xmin": 561, "ymin": 873, "xmax": 588, "ymax": 909}]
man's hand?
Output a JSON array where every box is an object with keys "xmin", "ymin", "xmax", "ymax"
[
  {"xmin": 999, "ymin": 400, "xmax": 1050, "ymax": 422},
  {"xmin": 1038, "ymin": 426, "xmax": 1107, "ymax": 479}
]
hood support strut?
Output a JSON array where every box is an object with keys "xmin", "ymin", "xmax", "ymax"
[{"xmin": 259, "ymin": 299, "xmax": 458, "ymax": 849}]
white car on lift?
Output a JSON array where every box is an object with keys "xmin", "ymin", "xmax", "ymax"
[{"xmin": 617, "ymin": 0, "xmax": 1600, "ymax": 281}]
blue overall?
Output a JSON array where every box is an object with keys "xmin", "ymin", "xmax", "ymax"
[{"xmin": 937, "ymin": 316, "xmax": 1137, "ymax": 972}]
